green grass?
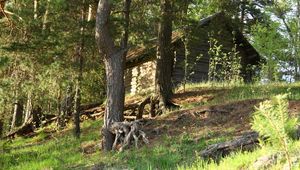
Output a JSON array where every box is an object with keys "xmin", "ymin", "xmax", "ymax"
[
  {"xmin": 0, "ymin": 120, "xmax": 103, "ymax": 170},
  {"xmin": 177, "ymin": 82, "xmax": 300, "ymax": 109},
  {"xmin": 0, "ymin": 124, "xmax": 239, "ymax": 170},
  {"xmin": 178, "ymin": 142, "xmax": 300, "ymax": 170},
  {"xmin": 1, "ymin": 82, "xmax": 300, "ymax": 169}
]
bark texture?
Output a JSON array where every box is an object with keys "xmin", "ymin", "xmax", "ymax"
[
  {"xmin": 96, "ymin": 0, "xmax": 125, "ymax": 151},
  {"xmin": 58, "ymin": 85, "xmax": 73, "ymax": 129},
  {"xmin": 73, "ymin": 82, "xmax": 81, "ymax": 138},
  {"xmin": 0, "ymin": 0, "xmax": 6, "ymax": 18},
  {"xmin": 156, "ymin": 0, "xmax": 175, "ymax": 109}
]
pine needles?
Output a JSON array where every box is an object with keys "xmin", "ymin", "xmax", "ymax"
[{"xmin": 251, "ymin": 94, "xmax": 299, "ymax": 169}]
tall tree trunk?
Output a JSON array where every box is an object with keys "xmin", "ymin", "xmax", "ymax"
[
  {"xmin": 96, "ymin": 0, "xmax": 126, "ymax": 151},
  {"xmin": 121, "ymin": 0, "xmax": 131, "ymax": 50},
  {"xmin": 240, "ymin": 0, "xmax": 245, "ymax": 33},
  {"xmin": 156, "ymin": 0, "xmax": 175, "ymax": 110},
  {"xmin": 23, "ymin": 92, "xmax": 32, "ymax": 125},
  {"xmin": 57, "ymin": 89, "xmax": 62, "ymax": 129},
  {"xmin": 10, "ymin": 102, "xmax": 16, "ymax": 130},
  {"xmin": 73, "ymin": 0, "xmax": 87, "ymax": 138},
  {"xmin": 34, "ymin": 0, "xmax": 38, "ymax": 19},
  {"xmin": 179, "ymin": 0, "xmax": 190, "ymax": 92},
  {"xmin": 73, "ymin": 82, "xmax": 81, "ymax": 138},
  {"xmin": 10, "ymin": 100, "xmax": 23, "ymax": 130},
  {"xmin": 58, "ymin": 86, "xmax": 72, "ymax": 129},
  {"xmin": 42, "ymin": 0, "xmax": 50, "ymax": 31},
  {"xmin": 87, "ymin": 4, "xmax": 93, "ymax": 21}
]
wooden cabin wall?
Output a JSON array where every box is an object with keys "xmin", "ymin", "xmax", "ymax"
[
  {"xmin": 124, "ymin": 69, "xmax": 133, "ymax": 93},
  {"xmin": 124, "ymin": 15, "xmax": 260, "ymax": 94},
  {"xmin": 172, "ymin": 40, "xmax": 186, "ymax": 87},
  {"xmin": 236, "ymin": 44, "xmax": 251, "ymax": 81},
  {"xmin": 124, "ymin": 60, "xmax": 156, "ymax": 95},
  {"xmin": 185, "ymin": 16, "xmax": 251, "ymax": 83}
]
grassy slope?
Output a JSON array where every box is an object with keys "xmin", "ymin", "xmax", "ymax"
[{"xmin": 1, "ymin": 82, "xmax": 300, "ymax": 170}]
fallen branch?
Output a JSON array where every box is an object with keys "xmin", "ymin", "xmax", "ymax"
[
  {"xmin": 80, "ymin": 103, "xmax": 102, "ymax": 111},
  {"xmin": 41, "ymin": 116, "xmax": 58, "ymax": 126},
  {"xmin": 4, "ymin": 118, "xmax": 34, "ymax": 139},
  {"xmin": 200, "ymin": 131, "xmax": 259, "ymax": 161},
  {"xmin": 192, "ymin": 109, "xmax": 229, "ymax": 116}
]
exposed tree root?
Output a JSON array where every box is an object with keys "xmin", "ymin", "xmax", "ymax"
[{"xmin": 109, "ymin": 120, "xmax": 149, "ymax": 151}]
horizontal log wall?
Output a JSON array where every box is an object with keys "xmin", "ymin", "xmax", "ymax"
[{"xmin": 125, "ymin": 61, "xmax": 156, "ymax": 95}]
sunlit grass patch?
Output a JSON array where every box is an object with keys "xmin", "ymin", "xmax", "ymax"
[
  {"xmin": 0, "ymin": 119, "xmax": 104, "ymax": 170},
  {"xmin": 1, "ymin": 82, "xmax": 300, "ymax": 170},
  {"xmin": 177, "ymin": 147, "xmax": 275, "ymax": 170},
  {"xmin": 175, "ymin": 82, "xmax": 300, "ymax": 109},
  {"xmin": 116, "ymin": 134, "xmax": 207, "ymax": 170}
]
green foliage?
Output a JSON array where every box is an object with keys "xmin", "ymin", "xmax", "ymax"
[
  {"xmin": 251, "ymin": 94, "xmax": 298, "ymax": 146},
  {"xmin": 251, "ymin": 0, "xmax": 300, "ymax": 81},
  {"xmin": 1, "ymin": 83, "xmax": 300, "ymax": 169},
  {"xmin": 0, "ymin": 0, "xmax": 106, "ymax": 134},
  {"xmin": 0, "ymin": 120, "xmax": 208, "ymax": 170},
  {"xmin": 0, "ymin": 120, "xmax": 103, "ymax": 170},
  {"xmin": 251, "ymin": 94, "xmax": 299, "ymax": 168},
  {"xmin": 208, "ymin": 34, "xmax": 242, "ymax": 83},
  {"xmin": 251, "ymin": 22, "xmax": 289, "ymax": 81}
]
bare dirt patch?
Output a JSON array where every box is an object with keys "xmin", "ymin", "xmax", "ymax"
[
  {"xmin": 172, "ymin": 89, "xmax": 223, "ymax": 105},
  {"xmin": 143, "ymin": 99, "xmax": 300, "ymax": 144}
]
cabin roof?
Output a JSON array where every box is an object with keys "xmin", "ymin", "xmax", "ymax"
[
  {"xmin": 200, "ymin": 12, "xmax": 261, "ymax": 65},
  {"xmin": 125, "ymin": 32, "xmax": 182, "ymax": 68},
  {"xmin": 125, "ymin": 12, "xmax": 261, "ymax": 69}
]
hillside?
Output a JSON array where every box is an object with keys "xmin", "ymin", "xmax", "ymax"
[{"xmin": 1, "ymin": 83, "xmax": 300, "ymax": 170}]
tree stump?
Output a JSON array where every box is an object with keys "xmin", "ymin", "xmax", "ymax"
[{"xmin": 108, "ymin": 120, "xmax": 149, "ymax": 151}]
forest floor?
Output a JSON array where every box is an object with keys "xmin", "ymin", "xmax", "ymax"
[{"xmin": 1, "ymin": 82, "xmax": 300, "ymax": 170}]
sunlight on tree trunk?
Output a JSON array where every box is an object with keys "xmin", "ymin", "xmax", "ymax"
[
  {"xmin": 23, "ymin": 92, "xmax": 32, "ymax": 125},
  {"xmin": 87, "ymin": 4, "xmax": 92, "ymax": 21},
  {"xmin": 34, "ymin": 0, "xmax": 38, "ymax": 20},
  {"xmin": 42, "ymin": 0, "xmax": 50, "ymax": 31},
  {"xmin": 96, "ymin": 0, "xmax": 126, "ymax": 151}
]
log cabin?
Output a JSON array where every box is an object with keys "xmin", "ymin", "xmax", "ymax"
[{"xmin": 125, "ymin": 12, "xmax": 261, "ymax": 95}]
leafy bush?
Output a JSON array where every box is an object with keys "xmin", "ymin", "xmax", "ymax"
[{"xmin": 251, "ymin": 94, "xmax": 299, "ymax": 168}]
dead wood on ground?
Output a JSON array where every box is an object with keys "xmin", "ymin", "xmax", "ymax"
[
  {"xmin": 200, "ymin": 131, "xmax": 260, "ymax": 161},
  {"xmin": 4, "ymin": 118, "xmax": 34, "ymax": 139}
]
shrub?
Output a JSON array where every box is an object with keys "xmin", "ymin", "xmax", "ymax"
[{"xmin": 251, "ymin": 94, "xmax": 299, "ymax": 168}]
